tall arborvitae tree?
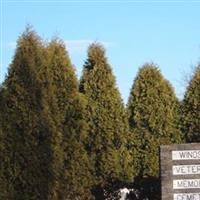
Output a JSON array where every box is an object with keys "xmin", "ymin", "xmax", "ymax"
[
  {"xmin": 127, "ymin": 64, "xmax": 182, "ymax": 199},
  {"xmin": 0, "ymin": 27, "xmax": 53, "ymax": 200},
  {"xmin": 0, "ymin": 28, "xmax": 93, "ymax": 200},
  {"xmin": 79, "ymin": 43, "xmax": 133, "ymax": 198},
  {"xmin": 46, "ymin": 39, "xmax": 93, "ymax": 200},
  {"xmin": 181, "ymin": 66, "xmax": 200, "ymax": 142}
]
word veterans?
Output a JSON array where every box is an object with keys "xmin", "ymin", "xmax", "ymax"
[{"xmin": 173, "ymin": 165, "xmax": 200, "ymax": 175}]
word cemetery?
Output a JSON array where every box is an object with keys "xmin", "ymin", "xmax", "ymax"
[{"xmin": 160, "ymin": 144, "xmax": 200, "ymax": 200}]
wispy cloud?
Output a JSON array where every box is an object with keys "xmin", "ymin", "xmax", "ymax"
[
  {"xmin": 5, "ymin": 39, "xmax": 112, "ymax": 53},
  {"xmin": 6, "ymin": 42, "xmax": 17, "ymax": 49},
  {"xmin": 64, "ymin": 39, "xmax": 112, "ymax": 53}
]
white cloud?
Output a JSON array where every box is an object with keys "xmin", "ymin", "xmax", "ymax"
[
  {"xmin": 6, "ymin": 39, "xmax": 112, "ymax": 53},
  {"xmin": 6, "ymin": 42, "xmax": 16, "ymax": 49},
  {"xmin": 64, "ymin": 39, "xmax": 112, "ymax": 53}
]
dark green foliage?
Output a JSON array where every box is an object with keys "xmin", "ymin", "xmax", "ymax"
[
  {"xmin": 0, "ymin": 106, "xmax": 9, "ymax": 199},
  {"xmin": 181, "ymin": 66, "xmax": 200, "ymax": 142},
  {"xmin": 127, "ymin": 64, "xmax": 182, "ymax": 200},
  {"xmin": 46, "ymin": 40, "xmax": 93, "ymax": 199},
  {"xmin": 127, "ymin": 64, "xmax": 182, "ymax": 178},
  {"xmin": 0, "ymin": 27, "xmax": 53, "ymax": 199},
  {"xmin": 0, "ymin": 28, "xmax": 92, "ymax": 200},
  {"xmin": 79, "ymin": 43, "xmax": 133, "ymax": 198},
  {"xmin": 132, "ymin": 176, "xmax": 161, "ymax": 200}
]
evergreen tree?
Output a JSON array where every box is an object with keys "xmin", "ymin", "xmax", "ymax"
[
  {"xmin": 127, "ymin": 63, "xmax": 182, "ymax": 178},
  {"xmin": 181, "ymin": 66, "xmax": 200, "ymax": 142},
  {"xmin": 79, "ymin": 43, "xmax": 133, "ymax": 198},
  {"xmin": 0, "ymin": 27, "xmax": 53, "ymax": 200},
  {"xmin": 46, "ymin": 39, "xmax": 93, "ymax": 199},
  {"xmin": 0, "ymin": 28, "xmax": 93, "ymax": 200}
]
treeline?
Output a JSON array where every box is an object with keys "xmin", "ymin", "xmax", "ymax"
[{"xmin": 0, "ymin": 27, "xmax": 200, "ymax": 200}]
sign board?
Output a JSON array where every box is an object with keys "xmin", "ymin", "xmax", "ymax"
[{"xmin": 160, "ymin": 143, "xmax": 200, "ymax": 200}]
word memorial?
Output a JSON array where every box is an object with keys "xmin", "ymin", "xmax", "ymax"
[{"xmin": 160, "ymin": 144, "xmax": 200, "ymax": 200}]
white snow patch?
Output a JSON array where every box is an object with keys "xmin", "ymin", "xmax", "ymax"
[{"xmin": 119, "ymin": 188, "xmax": 130, "ymax": 200}]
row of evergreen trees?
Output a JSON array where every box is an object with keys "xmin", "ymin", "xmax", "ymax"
[{"xmin": 0, "ymin": 27, "xmax": 200, "ymax": 200}]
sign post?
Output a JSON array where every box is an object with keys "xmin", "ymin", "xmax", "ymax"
[{"xmin": 160, "ymin": 143, "xmax": 200, "ymax": 200}]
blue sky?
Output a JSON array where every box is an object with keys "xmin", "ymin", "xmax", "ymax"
[{"xmin": 1, "ymin": 1, "xmax": 200, "ymax": 103}]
